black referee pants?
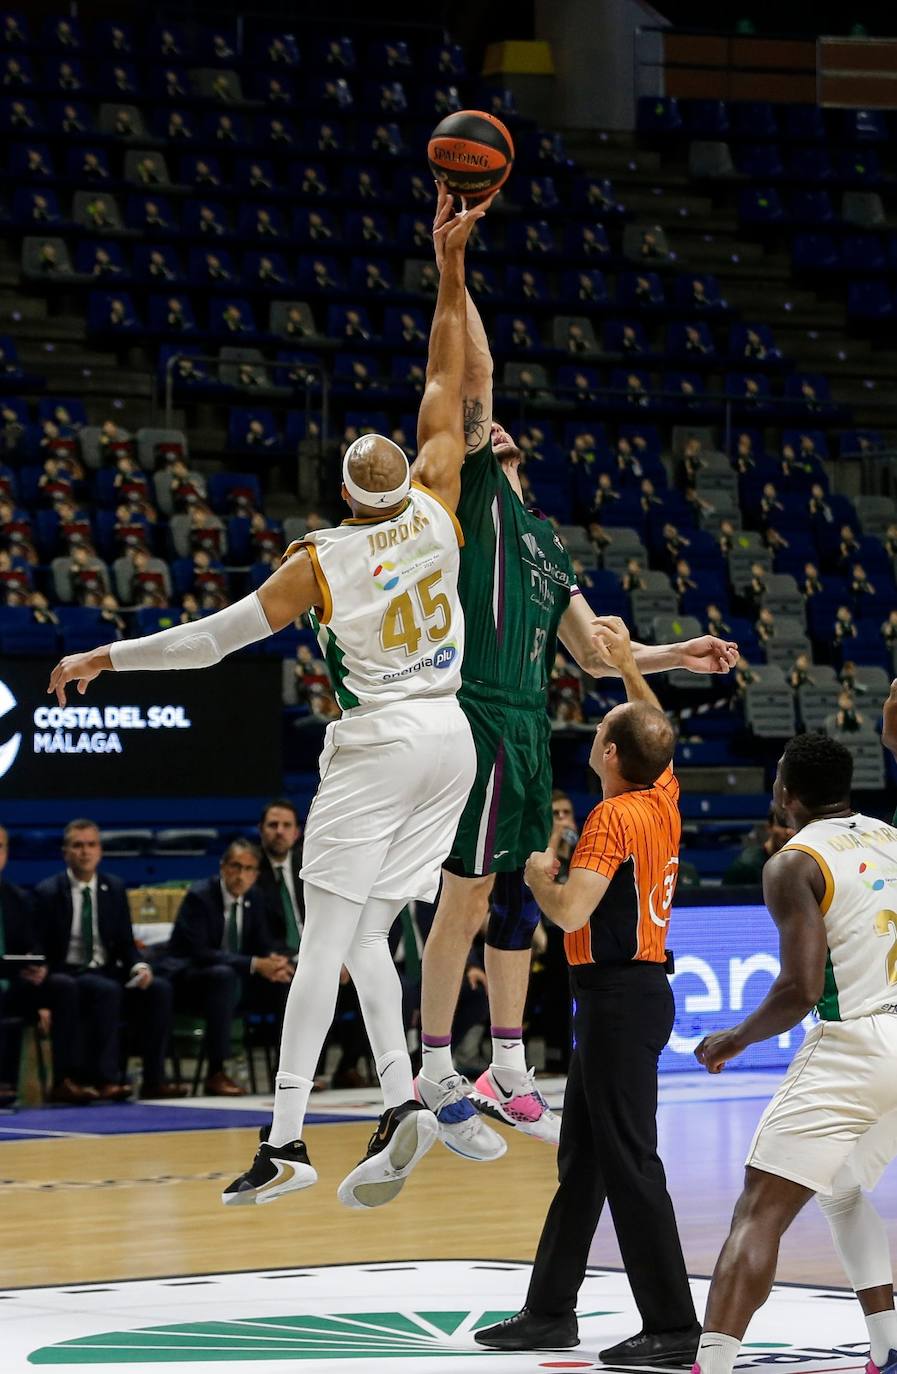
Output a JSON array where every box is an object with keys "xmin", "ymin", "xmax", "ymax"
[{"xmin": 527, "ymin": 962, "xmax": 696, "ymax": 1332}]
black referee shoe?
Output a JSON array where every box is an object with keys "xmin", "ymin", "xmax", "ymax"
[
  {"xmin": 599, "ymin": 1324, "xmax": 702, "ymax": 1366},
  {"xmin": 474, "ymin": 1307, "xmax": 579, "ymax": 1351},
  {"xmin": 221, "ymin": 1126, "xmax": 317, "ymax": 1206}
]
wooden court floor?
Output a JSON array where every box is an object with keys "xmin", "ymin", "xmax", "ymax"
[{"xmin": 1, "ymin": 1091, "xmax": 895, "ymax": 1292}]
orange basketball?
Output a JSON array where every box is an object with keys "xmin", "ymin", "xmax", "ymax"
[{"xmin": 427, "ymin": 109, "xmax": 514, "ymax": 203}]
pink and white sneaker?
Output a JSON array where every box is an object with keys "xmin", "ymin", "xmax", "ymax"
[
  {"xmin": 868, "ymin": 1351, "xmax": 897, "ymax": 1374},
  {"xmin": 469, "ymin": 1066, "xmax": 560, "ymax": 1145}
]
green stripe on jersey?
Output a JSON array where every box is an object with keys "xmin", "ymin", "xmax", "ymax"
[
  {"xmin": 818, "ymin": 948, "xmax": 842, "ymax": 1022},
  {"xmin": 309, "ymin": 611, "xmax": 360, "ymax": 711}
]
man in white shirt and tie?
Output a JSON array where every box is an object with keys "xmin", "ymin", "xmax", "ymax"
[
  {"xmin": 255, "ymin": 798, "xmax": 304, "ymax": 955},
  {"xmin": 35, "ymin": 818, "xmax": 182, "ymax": 1101},
  {"xmin": 164, "ymin": 839, "xmax": 292, "ymax": 1095}
]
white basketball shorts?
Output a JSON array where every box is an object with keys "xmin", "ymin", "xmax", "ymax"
[
  {"xmin": 746, "ymin": 1014, "xmax": 897, "ymax": 1195},
  {"xmin": 300, "ymin": 697, "xmax": 476, "ymax": 905}
]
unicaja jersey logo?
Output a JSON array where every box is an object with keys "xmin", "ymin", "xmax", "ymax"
[
  {"xmin": 522, "ymin": 531, "xmax": 540, "ymax": 560},
  {"xmin": 371, "ymin": 561, "xmax": 400, "ymax": 592},
  {"xmin": 0, "ymin": 678, "xmax": 21, "ymax": 779}
]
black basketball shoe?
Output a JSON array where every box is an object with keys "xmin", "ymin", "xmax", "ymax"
[{"xmin": 221, "ymin": 1126, "xmax": 317, "ymax": 1206}]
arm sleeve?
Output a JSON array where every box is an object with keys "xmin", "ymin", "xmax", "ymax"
[
  {"xmin": 110, "ymin": 592, "xmax": 272, "ymax": 672},
  {"xmin": 570, "ymin": 804, "xmax": 628, "ymax": 881}
]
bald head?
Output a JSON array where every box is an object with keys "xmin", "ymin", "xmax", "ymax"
[
  {"xmin": 601, "ymin": 700, "xmax": 676, "ymax": 787},
  {"xmin": 343, "ymin": 434, "xmax": 408, "ymax": 508}
]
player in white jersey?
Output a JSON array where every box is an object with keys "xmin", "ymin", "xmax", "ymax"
[
  {"xmin": 691, "ymin": 732, "xmax": 897, "ymax": 1374},
  {"xmin": 47, "ymin": 197, "xmax": 500, "ymax": 1209}
]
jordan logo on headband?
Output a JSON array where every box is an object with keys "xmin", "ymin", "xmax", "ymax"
[{"xmin": 342, "ymin": 435, "xmax": 411, "ymax": 509}]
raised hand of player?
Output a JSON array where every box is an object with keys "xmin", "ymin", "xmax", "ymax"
[
  {"xmin": 432, "ymin": 182, "xmax": 496, "ymax": 268},
  {"xmin": 592, "ymin": 615, "xmax": 635, "ymax": 673},
  {"xmin": 695, "ymin": 1028, "xmax": 745, "ymax": 1073},
  {"xmin": 48, "ymin": 646, "xmax": 113, "ymax": 706},
  {"xmin": 678, "ymin": 636, "xmax": 739, "ymax": 675}
]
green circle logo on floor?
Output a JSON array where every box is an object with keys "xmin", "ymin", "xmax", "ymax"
[{"xmin": 14, "ymin": 1261, "xmax": 870, "ymax": 1372}]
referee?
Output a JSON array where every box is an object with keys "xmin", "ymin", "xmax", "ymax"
[{"xmin": 477, "ymin": 616, "xmax": 700, "ymax": 1364}]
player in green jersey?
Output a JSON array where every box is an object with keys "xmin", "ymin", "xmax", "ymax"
[{"xmin": 415, "ymin": 187, "xmax": 740, "ymax": 1154}]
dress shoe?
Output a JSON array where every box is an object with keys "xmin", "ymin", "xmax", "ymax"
[
  {"xmin": 140, "ymin": 1081, "xmax": 189, "ymax": 1100},
  {"xmin": 204, "ymin": 1071, "xmax": 245, "ymax": 1097},
  {"xmin": 49, "ymin": 1078, "xmax": 100, "ymax": 1105},
  {"xmin": 599, "ymin": 1324, "xmax": 702, "ymax": 1366},
  {"xmin": 96, "ymin": 1082, "xmax": 133, "ymax": 1102},
  {"xmin": 474, "ymin": 1307, "xmax": 579, "ymax": 1351},
  {"xmin": 331, "ymin": 1067, "xmax": 368, "ymax": 1089}
]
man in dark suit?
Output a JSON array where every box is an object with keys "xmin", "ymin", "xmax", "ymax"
[
  {"xmin": 165, "ymin": 839, "xmax": 292, "ymax": 1096},
  {"xmin": 255, "ymin": 798, "xmax": 304, "ymax": 954},
  {"xmin": 34, "ymin": 818, "xmax": 183, "ymax": 1101},
  {"xmin": 0, "ymin": 824, "xmax": 80, "ymax": 1104}
]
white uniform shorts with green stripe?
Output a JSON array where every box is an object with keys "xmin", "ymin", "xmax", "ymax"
[
  {"xmin": 746, "ymin": 1014, "xmax": 897, "ymax": 1195},
  {"xmin": 300, "ymin": 697, "xmax": 476, "ymax": 906}
]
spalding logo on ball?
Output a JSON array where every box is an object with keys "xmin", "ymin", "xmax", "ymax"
[{"xmin": 427, "ymin": 109, "xmax": 514, "ymax": 203}]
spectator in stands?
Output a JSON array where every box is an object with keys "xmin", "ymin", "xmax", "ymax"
[
  {"xmin": 838, "ymin": 524, "xmax": 862, "ymax": 567},
  {"xmin": 28, "ymin": 590, "xmax": 59, "ymax": 626},
  {"xmin": 621, "ymin": 558, "xmax": 647, "ymax": 594},
  {"xmin": 67, "ymin": 544, "xmax": 110, "ymax": 603},
  {"xmin": 678, "ymin": 435, "xmax": 707, "ymax": 486},
  {"xmin": 36, "ymin": 240, "xmax": 63, "ymax": 275},
  {"xmin": 779, "ymin": 443, "xmax": 812, "ymax": 481},
  {"xmin": 717, "ymin": 518, "xmax": 737, "ymax": 556},
  {"xmin": 882, "ymin": 609, "xmax": 897, "ymax": 650},
  {"xmin": 567, "ymin": 321, "xmax": 590, "ymax": 354},
  {"xmin": 883, "ymin": 522, "xmax": 897, "ymax": 560},
  {"xmin": 291, "ymin": 642, "xmax": 328, "ymax": 703},
  {"xmin": 734, "ymin": 432, "xmax": 756, "ymax": 475},
  {"xmin": 625, "ymin": 373, "xmax": 649, "ymax": 407},
  {"xmin": 663, "ymin": 522, "xmax": 690, "ymax": 566},
  {"xmin": 616, "ymin": 437, "xmax": 643, "ymax": 479},
  {"xmin": 674, "ymin": 558, "xmax": 697, "ymax": 597},
  {"xmin": 801, "ymin": 562, "xmax": 823, "ymax": 600},
  {"xmin": 787, "ymin": 652, "xmax": 813, "ymax": 692},
  {"xmin": 834, "ymin": 690, "xmax": 865, "ymax": 733},
  {"xmin": 256, "ymin": 799, "xmax": 304, "ymax": 957},
  {"xmin": 746, "ymin": 561, "xmax": 768, "ymax": 609},
  {"xmin": 759, "ymin": 482, "xmax": 783, "ymax": 525},
  {"xmin": 733, "ymin": 655, "xmax": 758, "ymax": 701},
  {"xmin": 589, "ymin": 521, "xmax": 611, "ymax": 554},
  {"xmin": 706, "ymin": 603, "xmax": 732, "ymax": 638},
  {"xmin": 839, "ymin": 661, "xmax": 868, "ymax": 698},
  {"xmin": 683, "ymin": 324, "xmax": 709, "ymax": 356},
  {"xmin": 592, "ymin": 472, "xmax": 620, "ymax": 515},
  {"xmin": 99, "ymin": 593, "xmax": 126, "ymax": 636},
  {"xmin": 756, "ymin": 607, "xmax": 776, "ymax": 646},
  {"xmin": 834, "ymin": 605, "xmax": 858, "ymax": 646},
  {"xmin": 640, "ymin": 478, "xmax": 662, "ymax": 513},
  {"xmin": 849, "ymin": 563, "xmax": 876, "ymax": 600},
  {"xmin": 808, "ymin": 483, "xmax": 833, "ymax": 524},
  {"xmin": 765, "ymin": 527, "xmax": 790, "ymax": 554},
  {"xmin": 722, "ymin": 808, "xmax": 794, "ymax": 885},
  {"xmin": 179, "ymin": 592, "xmax": 201, "ymax": 623},
  {"xmin": 163, "ymin": 840, "xmax": 293, "ymax": 1096},
  {"xmin": 742, "ymin": 329, "xmax": 768, "ymax": 362},
  {"xmin": 35, "ymin": 819, "xmax": 183, "ymax": 1100}
]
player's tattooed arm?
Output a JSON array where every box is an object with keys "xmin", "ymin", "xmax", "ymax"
[{"xmin": 462, "ymin": 396, "xmax": 488, "ymax": 454}]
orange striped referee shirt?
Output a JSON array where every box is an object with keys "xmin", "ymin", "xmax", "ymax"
[{"xmin": 565, "ymin": 764, "xmax": 681, "ymax": 967}]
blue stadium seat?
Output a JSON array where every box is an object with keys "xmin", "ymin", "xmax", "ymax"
[
  {"xmin": 788, "ymin": 190, "xmax": 835, "ymax": 225},
  {"xmin": 838, "ymin": 148, "xmax": 883, "ymax": 186},
  {"xmin": 788, "ymin": 146, "xmax": 833, "ymax": 183},
  {"xmin": 781, "ymin": 104, "xmax": 826, "ymax": 143},
  {"xmin": 736, "ymin": 144, "xmax": 784, "ymax": 180},
  {"xmin": 792, "ymin": 231, "xmax": 841, "ymax": 272},
  {"xmin": 729, "ymin": 101, "xmax": 778, "ymax": 140},
  {"xmin": 739, "ymin": 187, "xmax": 785, "ymax": 225}
]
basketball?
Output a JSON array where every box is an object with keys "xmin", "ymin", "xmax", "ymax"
[{"xmin": 427, "ymin": 109, "xmax": 514, "ymax": 203}]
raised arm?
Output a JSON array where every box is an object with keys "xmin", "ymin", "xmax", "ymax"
[
  {"xmin": 695, "ymin": 848, "xmax": 827, "ymax": 1072},
  {"xmin": 431, "ymin": 184, "xmax": 493, "ymax": 456},
  {"xmin": 411, "ymin": 195, "xmax": 490, "ymax": 511},
  {"xmin": 47, "ymin": 548, "xmax": 323, "ymax": 705},
  {"xmin": 557, "ymin": 594, "xmax": 738, "ymax": 680}
]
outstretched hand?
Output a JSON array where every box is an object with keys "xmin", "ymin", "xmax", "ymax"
[
  {"xmin": 47, "ymin": 646, "xmax": 112, "ymax": 706},
  {"xmin": 432, "ymin": 182, "xmax": 495, "ymax": 269},
  {"xmin": 591, "ymin": 615, "xmax": 635, "ymax": 673},
  {"xmin": 679, "ymin": 636, "xmax": 739, "ymax": 675}
]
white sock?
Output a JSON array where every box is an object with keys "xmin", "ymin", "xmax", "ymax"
[
  {"xmin": 696, "ymin": 1331, "xmax": 741, "ymax": 1374},
  {"xmin": 490, "ymin": 1030, "xmax": 527, "ymax": 1077},
  {"xmin": 421, "ymin": 1041, "xmax": 456, "ymax": 1081},
  {"xmin": 867, "ymin": 1311, "xmax": 897, "ymax": 1368},
  {"xmin": 269, "ymin": 1071, "xmax": 314, "ymax": 1148},
  {"xmin": 376, "ymin": 1051, "xmax": 413, "ymax": 1109}
]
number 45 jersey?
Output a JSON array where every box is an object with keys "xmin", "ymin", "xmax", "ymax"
[{"xmin": 302, "ymin": 481, "xmax": 465, "ymax": 711}]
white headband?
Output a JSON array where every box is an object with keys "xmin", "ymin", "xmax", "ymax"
[{"xmin": 342, "ymin": 434, "xmax": 411, "ymax": 509}]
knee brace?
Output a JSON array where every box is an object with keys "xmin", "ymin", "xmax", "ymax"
[{"xmin": 486, "ymin": 868, "xmax": 541, "ymax": 951}]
